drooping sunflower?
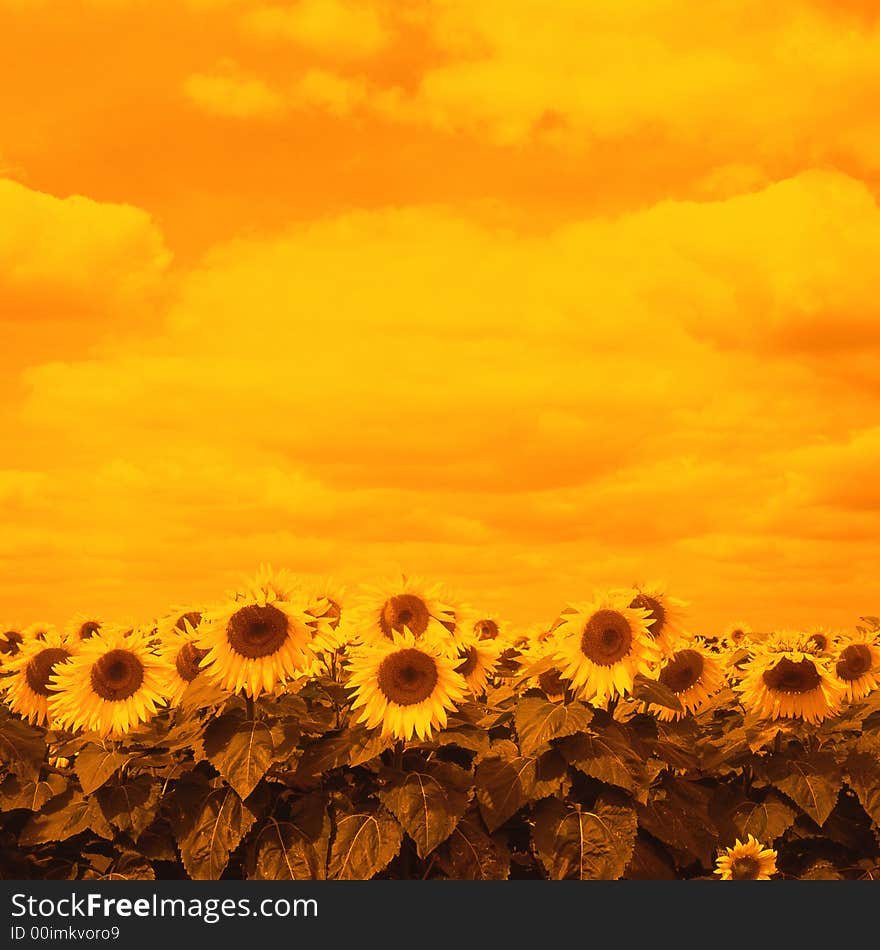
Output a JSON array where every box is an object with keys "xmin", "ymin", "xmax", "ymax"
[
  {"xmin": 304, "ymin": 581, "xmax": 349, "ymax": 654},
  {"xmin": 48, "ymin": 627, "xmax": 170, "ymax": 738},
  {"xmin": 454, "ymin": 635, "xmax": 502, "ymax": 696},
  {"xmin": 347, "ymin": 631, "xmax": 467, "ymax": 741},
  {"xmin": 738, "ymin": 633, "xmax": 845, "ymax": 724},
  {"xmin": 648, "ymin": 640, "xmax": 724, "ymax": 721},
  {"xmin": 625, "ymin": 584, "xmax": 686, "ymax": 657},
  {"xmin": 834, "ymin": 632, "xmax": 880, "ymax": 702},
  {"xmin": 353, "ymin": 575, "xmax": 459, "ymax": 655},
  {"xmin": 196, "ymin": 568, "xmax": 315, "ymax": 699},
  {"xmin": 1, "ymin": 630, "xmax": 76, "ymax": 727},
  {"xmin": 715, "ymin": 836, "xmax": 777, "ymax": 880},
  {"xmin": 156, "ymin": 616, "xmax": 220, "ymax": 707},
  {"xmin": 0, "ymin": 628, "xmax": 23, "ymax": 661},
  {"xmin": 553, "ymin": 595, "xmax": 661, "ymax": 704},
  {"xmin": 63, "ymin": 614, "xmax": 105, "ymax": 644}
]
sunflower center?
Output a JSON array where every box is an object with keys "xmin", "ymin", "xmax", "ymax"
[
  {"xmin": 176, "ymin": 642, "xmax": 209, "ymax": 682},
  {"xmin": 0, "ymin": 630, "xmax": 23, "ymax": 656},
  {"xmin": 226, "ymin": 604, "xmax": 289, "ymax": 658},
  {"xmin": 581, "ymin": 610, "xmax": 633, "ymax": 667},
  {"xmin": 730, "ymin": 856, "xmax": 760, "ymax": 880},
  {"xmin": 807, "ymin": 633, "xmax": 828, "ymax": 652},
  {"xmin": 175, "ymin": 611, "xmax": 202, "ymax": 633},
  {"xmin": 79, "ymin": 621, "xmax": 101, "ymax": 640},
  {"xmin": 378, "ymin": 594, "xmax": 430, "ymax": 639},
  {"xmin": 455, "ymin": 647, "xmax": 479, "ymax": 678},
  {"xmin": 630, "ymin": 594, "xmax": 666, "ymax": 638},
  {"xmin": 475, "ymin": 619, "xmax": 499, "ymax": 641},
  {"xmin": 730, "ymin": 628, "xmax": 746, "ymax": 644},
  {"xmin": 762, "ymin": 657, "xmax": 821, "ymax": 694},
  {"xmin": 90, "ymin": 649, "xmax": 145, "ymax": 701},
  {"xmin": 659, "ymin": 649, "xmax": 704, "ymax": 694},
  {"xmin": 377, "ymin": 648, "xmax": 439, "ymax": 706},
  {"xmin": 25, "ymin": 648, "xmax": 71, "ymax": 696},
  {"xmin": 538, "ymin": 667, "xmax": 566, "ymax": 697},
  {"xmin": 837, "ymin": 644, "xmax": 873, "ymax": 682}
]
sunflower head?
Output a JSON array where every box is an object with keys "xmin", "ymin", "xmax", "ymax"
[
  {"xmin": 626, "ymin": 584, "xmax": 685, "ymax": 657},
  {"xmin": 453, "ymin": 635, "xmax": 502, "ymax": 696},
  {"xmin": 23, "ymin": 622, "xmax": 57, "ymax": 643},
  {"xmin": 347, "ymin": 630, "xmax": 467, "ymax": 741},
  {"xmin": 156, "ymin": 617, "xmax": 222, "ymax": 707},
  {"xmin": 1, "ymin": 629, "xmax": 77, "ymax": 727},
  {"xmin": 63, "ymin": 614, "xmax": 105, "ymax": 644},
  {"xmin": 738, "ymin": 633, "xmax": 845, "ymax": 724},
  {"xmin": 715, "ymin": 835, "xmax": 777, "ymax": 880},
  {"xmin": 48, "ymin": 626, "xmax": 171, "ymax": 738},
  {"xmin": 834, "ymin": 632, "xmax": 880, "ymax": 702},
  {"xmin": 553, "ymin": 594, "xmax": 661, "ymax": 704},
  {"xmin": 649, "ymin": 640, "xmax": 724, "ymax": 721},
  {"xmin": 0, "ymin": 628, "xmax": 23, "ymax": 660},
  {"xmin": 721, "ymin": 620, "xmax": 753, "ymax": 651}
]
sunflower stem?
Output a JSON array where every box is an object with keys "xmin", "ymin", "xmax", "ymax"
[{"xmin": 246, "ymin": 695, "xmax": 256, "ymax": 721}]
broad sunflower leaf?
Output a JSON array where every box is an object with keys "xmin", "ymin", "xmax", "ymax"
[
  {"xmin": 295, "ymin": 725, "xmax": 391, "ymax": 779},
  {"xmin": 0, "ymin": 710, "xmax": 46, "ymax": 783},
  {"xmin": 97, "ymin": 775, "xmax": 162, "ymax": 839},
  {"xmin": 844, "ymin": 745, "xmax": 880, "ymax": 825},
  {"xmin": 631, "ymin": 674, "xmax": 683, "ymax": 712},
  {"xmin": 437, "ymin": 816, "xmax": 510, "ymax": 880},
  {"xmin": 637, "ymin": 776, "xmax": 719, "ymax": 867},
  {"xmin": 558, "ymin": 725, "xmax": 650, "ymax": 799},
  {"xmin": 19, "ymin": 787, "xmax": 114, "ymax": 845},
  {"xmin": 327, "ymin": 806, "xmax": 402, "ymax": 880},
  {"xmin": 760, "ymin": 751, "xmax": 841, "ymax": 827},
  {"xmin": 251, "ymin": 810, "xmax": 331, "ymax": 881},
  {"xmin": 731, "ymin": 792, "xmax": 798, "ymax": 843},
  {"xmin": 0, "ymin": 773, "xmax": 67, "ymax": 812},
  {"xmin": 379, "ymin": 762, "xmax": 472, "ymax": 858},
  {"xmin": 533, "ymin": 796, "xmax": 637, "ymax": 880},
  {"xmin": 173, "ymin": 779, "xmax": 257, "ymax": 880},
  {"xmin": 204, "ymin": 710, "xmax": 275, "ymax": 800},
  {"xmin": 475, "ymin": 755, "xmax": 537, "ymax": 831},
  {"xmin": 75, "ymin": 743, "xmax": 127, "ymax": 795},
  {"xmin": 514, "ymin": 697, "xmax": 592, "ymax": 756}
]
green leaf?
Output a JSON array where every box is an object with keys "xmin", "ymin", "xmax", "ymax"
[
  {"xmin": 631, "ymin": 674, "xmax": 683, "ymax": 712},
  {"xmin": 295, "ymin": 725, "xmax": 392, "ymax": 780},
  {"xmin": 0, "ymin": 773, "xmax": 67, "ymax": 812},
  {"xmin": 75, "ymin": 743, "xmax": 127, "ymax": 795},
  {"xmin": 731, "ymin": 792, "xmax": 797, "ymax": 842},
  {"xmin": 173, "ymin": 778, "xmax": 257, "ymax": 880},
  {"xmin": 533, "ymin": 796, "xmax": 637, "ymax": 880},
  {"xmin": 327, "ymin": 806, "xmax": 402, "ymax": 880},
  {"xmin": 432, "ymin": 725, "xmax": 490, "ymax": 758},
  {"xmin": 845, "ymin": 744, "xmax": 880, "ymax": 825},
  {"xmin": 514, "ymin": 697, "xmax": 592, "ymax": 756},
  {"xmin": 379, "ymin": 762, "xmax": 472, "ymax": 858},
  {"xmin": 437, "ymin": 816, "xmax": 510, "ymax": 880},
  {"xmin": 97, "ymin": 776, "xmax": 162, "ymax": 839},
  {"xmin": 475, "ymin": 755, "xmax": 537, "ymax": 832},
  {"xmin": 251, "ymin": 806, "xmax": 331, "ymax": 881},
  {"xmin": 204, "ymin": 711, "xmax": 275, "ymax": 800},
  {"xmin": 558, "ymin": 725, "xmax": 651, "ymax": 799},
  {"xmin": 637, "ymin": 776, "xmax": 719, "ymax": 867},
  {"xmin": 101, "ymin": 852, "xmax": 156, "ymax": 881},
  {"xmin": 761, "ymin": 751, "xmax": 841, "ymax": 826},
  {"xmin": 19, "ymin": 788, "xmax": 113, "ymax": 845},
  {"xmin": 0, "ymin": 710, "xmax": 46, "ymax": 782}
]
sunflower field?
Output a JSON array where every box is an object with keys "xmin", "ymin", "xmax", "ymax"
[{"xmin": 2, "ymin": 567, "xmax": 880, "ymax": 882}]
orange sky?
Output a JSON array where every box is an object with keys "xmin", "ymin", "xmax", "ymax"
[{"xmin": 2, "ymin": 0, "xmax": 880, "ymax": 634}]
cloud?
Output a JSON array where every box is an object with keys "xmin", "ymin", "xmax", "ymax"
[{"xmin": 183, "ymin": 71, "xmax": 287, "ymax": 118}]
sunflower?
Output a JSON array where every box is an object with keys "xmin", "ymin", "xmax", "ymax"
[
  {"xmin": 625, "ymin": 584, "xmax": 686, "ymax": 657},
  {"xmin": 454, "ymin": 635, "xmax": 502, "ymax": 696},
  {"xmin": 347, "ymin": 631, "xmax": 467, "ymax": 741},
  {"xmin": 63, "ymin": 614, "xmax": 105, "ymax": 643},
  {"xmin": 715, "ymin": 836, "xmax": 777, "ymax": 880},
  {"xmin": 553, "ymin": 595, "xmax": 661, "ymax": 704},
  {"xmin": 353, "ymin": 575, "xmax": 458, "ymax": 655},
  {"xmin": 472, "ymin": 615, "xmax": 509, "ymax": 644},
  {"xmin": 834, "ymin": 632, "xmax": 880, "ymax": 702},
  {"xmin": 1, "ymin": 630, "xmax": 76, "ymax": 727},
  {"xmin": 156, "ymin": 618, "xmax": 217, "ymax": 707},
  {"xmin": 721, "ymin": 620, "xmax": 753, "ymax": 651},
  {"xmin": 196, "ymin": 568, "xmax": 315, "ymax": 699},
  {"xmin": 48, "ymin": 627, "xmax": 170, "ymax": 738},
  {"xmin": 304, "ymin": 581, "xmax": 349, "ymax": 654},
  {"xmin": 648, "ymin": 641, "xmax": 724, "ymax": 721},
  {"xmin": 0, "ymin": 628, "xmax": 23, "ymax": 661},
  {"xmin": 23, "ymin": 621, "xmax": 58, "ymax": 643},
  {"xmin": 738, "ymin": 633, "xmax": 845, "ymax": 724}
]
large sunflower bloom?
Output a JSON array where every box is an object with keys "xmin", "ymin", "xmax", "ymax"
[
  {"xmin": 156, "ymin": 616, "xmax": 221, "ymax": 707},
  {"xmin": 63, "ymin": 614, "xmax": 105, "ymax": 644},
  {"xmin": 738, "ymin": 633, "xmax": 845, "ymax": 724},
  {"xmin": 648, "ymin": 641, "xmax": 724, "ymax": 721},
  {"xmin": 48, "ymin": 627, "xmax": 168, "ymax": 737},
  {"xmin": 715, "ymin": 836, "xmax": 777, "ymax": 880},
  {"xmin": 347, "ymin": 631, "xmax": 467, "ymax": 741},
  {"xmin": 625, "ymin": 584, "xmax": 686, "ymax": 657},
  {"xmin": 353, "ymin": 575, "xmax": 459, "ymax": 655},
  {"xmin": 196, "ymin": 568, "xmax": 314, "ymax": 699},
  {"xmin": 1, "ymin": 630, "xmax": 76, "ymax": 727},
  {"xmin": 553, "ymin": 595, "xmax": 660, "ymax": 704},
  {"xmin": 835, "ymin": 632, "xmax": 880, "ymax": 702}
]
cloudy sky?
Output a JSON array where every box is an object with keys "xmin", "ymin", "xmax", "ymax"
[{"xmin": 2, "ymin": 0, "xmax": 880, "ymax": 633}]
